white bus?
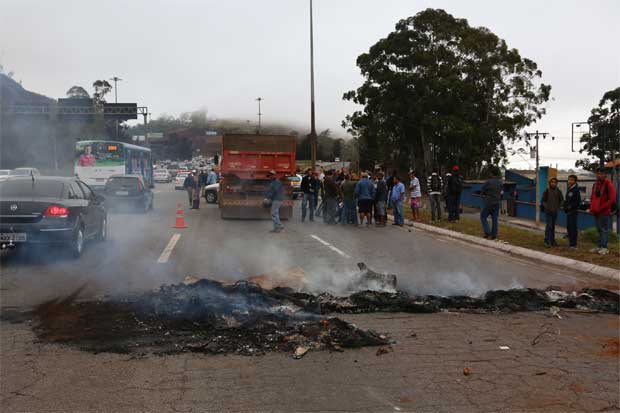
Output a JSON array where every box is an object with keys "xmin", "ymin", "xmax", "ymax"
[{"xmin": 75, "ymin": 140, "xmax": 153, "ymax": 190}]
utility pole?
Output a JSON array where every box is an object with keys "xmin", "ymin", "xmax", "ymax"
[
  {"xmin": 524, "ymin": 130, "xmax": 554, "ymax": 226},
  {"xmin": 256, "ymin": 97, "xmax": 263, "ymax": 133},
  {"xmin": 110, "ymin": 76, "xmax": 122, "ymax": 139},
  {"xmin": 571, "ymin": 121, "xmax": 589, "ymax": 152},
  {"xmin": 309, "ymin": 0, "xmax": 317, "ymax": 171}
]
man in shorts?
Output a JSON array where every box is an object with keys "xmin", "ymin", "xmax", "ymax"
[
  {"xmin": 409, "ymin": 170, "xmax": 422, "ymax": 222},
  {"xmin": 355, "ymin": 172, "xmax": 375, "ymax": 226}
]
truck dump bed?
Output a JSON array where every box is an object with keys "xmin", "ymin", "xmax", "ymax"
[{"xmin": 219, "ymin": 134, "xmax": 296, "ymax": 219}]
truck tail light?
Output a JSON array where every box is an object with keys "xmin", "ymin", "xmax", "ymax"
[{"xmin": 44, "ymin": 205, "xmax": 69, "ymax": 217}]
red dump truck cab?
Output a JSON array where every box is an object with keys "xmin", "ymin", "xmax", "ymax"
[{"xmin": 219, "ymin": 134, "xmax": 296, "ymax": 219}]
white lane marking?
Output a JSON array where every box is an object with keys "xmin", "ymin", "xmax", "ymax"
[
  {"xmin": 158, "ymin": 233, "xmax": 181, "ymax": 263},
  {"xmin": 310, "ymin": 234, "xmax": 351, "ymax": 259}
]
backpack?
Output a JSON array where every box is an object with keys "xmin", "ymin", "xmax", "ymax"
[{"xmin": 430, "ymin": 175, "xmax": 441, "ymax": 192}]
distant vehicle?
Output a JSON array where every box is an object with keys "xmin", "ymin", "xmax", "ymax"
[
  {"xmin": 167, "ymin": 163, "xmax": 179, "ymax": 177},
  {"xmin": 104, "ymin": 175, "xmax": 154, "ymax": 213},
  {"xmin": 10, "ymin": 167, "xmax": 41, "ymax": 176},
  {"xmin": 74, "ymin": 140, "xmax": 153, "ymax": 191},
  {"xmin": 219, "ymin": 134, "xmax": 296, "ymax": 219},
  {"xmin": 175, "ymin": 171, "xmax": 190, "ymax": 190},
  {"xmin": 287, "ymin": 174, "xmax": 303, "ymax": 199},
  {"xmin": 203, "ymin": 183, "xmax": 219, "ymax": 204},
  {"xmin": 0, "ymin": 176, "xmax": 107, "ymax": 258},
  {"xmin": 0, "ymin": 170, "xmax": 10, "ymax": 181},
  {"xmin": 153, "ymin": 169, "xmax": 172, "ymax": 183}
]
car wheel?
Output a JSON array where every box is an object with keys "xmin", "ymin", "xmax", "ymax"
[
  {"xmin": 96, "ymin": 216, "xmax": 107, "ymax": 241},
  {"xmin": 206, "ymin": 191, "xmax": 217, "ymax": 204},
  {"xmin": 71, "ymin": 226, "xmax": 84, "ymax": 258}
]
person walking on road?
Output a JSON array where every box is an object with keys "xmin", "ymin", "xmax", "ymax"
[
  {"xmin": 386, "ymin": 170, "xmax": 397, "ymax": 209},
  {"xmin": 563, "ymin": 174, "xmax": 581, "ymax": 249},
  {"xmin": 300, "ymin": 168, "xmax": 315, "ymax": 222},
  {"xmin": 183, "ymin": 171, "xmax": 195, "ymax": 208},
  {"xmin": 479, "ymin": 169, "xmax": 503, "ymax": 240},
  {"xmin": 374, "ymin": 172, "xmax": 388, "ymax": 226},
  {"xmin": 408, "ymin": 170, "xmax": 422, "ymax": 222},
  {"xmin": 355, "ymin": 172, "xmax": 375, "ymax": 226},
  {"xmin": 541, "ymin": 177, "xmax": 564, "ymax": 247},
  {"xmin": 191, "ymin": 172, "xmax": 201, "ymax": 210},
  {"xmin": 427, "ymin": 171, "xmax": 443, "ymax": 223},
  {"xmin": 588, "ymin": 168, "xmax": 617, "ymax": 255},
  {"xmin": 446, "ymin": 166, "xmax": 464, "ymax": 222},
  {"xmin": 265, "ymin": 170, "xmax": 285, "ymax": 233},
  {"xmin": 391, "ymin": 175, "xmax": 406, "ymax": 226}
]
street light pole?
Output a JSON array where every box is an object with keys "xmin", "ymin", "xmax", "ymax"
[
  {"xmin": 309, "ymin": 0, "xmax": 317, "ymax": 170},
  {"xmin": 256, "ymin": 97, "xmax": 263, "ymax": 133},
  {"xmin": 524, "ymin": 130, "xmax": 553, "ymax": 226},
  {"xmin": 110, "ymin": 76, "xmax": 122, "ymax": 139}
]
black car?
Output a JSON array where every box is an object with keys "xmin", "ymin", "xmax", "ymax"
[
  {"xmin": 0, "ymin": 176, "xmax": 107, "ymax": 257},
  {"xmin": 104, "ymin": 175, "xmax": 154, "ymax": 213}
]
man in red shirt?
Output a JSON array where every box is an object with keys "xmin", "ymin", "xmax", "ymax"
[
  {"xmin": 77, "ymin": 145, "xmax": 96, "ymax": 167},
  {"xmin": 588, "ymin": 168, "xmax": 617, "ymax": 255}
]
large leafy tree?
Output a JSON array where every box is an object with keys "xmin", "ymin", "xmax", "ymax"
[
  {"xmin": 575, "ymin": 87, "xmax": 620, "ymax": 171},
  {"xmin": 343, "ymin": 8, "xmax": 551, "ymax": 177}
]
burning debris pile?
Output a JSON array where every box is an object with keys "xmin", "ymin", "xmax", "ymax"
[{"xmin": 29, "ymin": 264, "xmax": 618, "ymax": 357}]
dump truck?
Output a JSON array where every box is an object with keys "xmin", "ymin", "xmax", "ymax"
[{"xmin": 219, "ymin": 134, "xmax": 296, "ymax": 219}]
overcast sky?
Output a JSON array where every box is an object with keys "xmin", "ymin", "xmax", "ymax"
[{"xmin": 1, "ymin": 0, "xmax": 619, "ymax": 168}]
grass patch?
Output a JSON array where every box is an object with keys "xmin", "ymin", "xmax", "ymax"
[{"xmin": 403, "ymin": 207, "xmax": 620, "ymax": 271}]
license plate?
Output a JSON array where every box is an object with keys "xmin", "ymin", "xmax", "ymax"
[
  {"xmin": 116, "ymin": 190, "xmax": 129, "ymax": 196},
  {"xmin": 0, "ymin": 233, "xmax": 27, "ymax": 242}
]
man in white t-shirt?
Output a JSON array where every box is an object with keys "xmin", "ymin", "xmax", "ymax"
[{"xmin": 409, "ymin": 170, "xmax": 422, "ymax": 222}]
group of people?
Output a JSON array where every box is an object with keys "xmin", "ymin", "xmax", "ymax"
[
  {"xmin": 182, "ymin": 169, "xmax": 217, "ymax": 209},
  {"xmin": 265, "ymin": 166, "xmax": 466, "ymax": 232},
  {"xmin": 478, "ymin": 167, "xmax": 615, "ymax": 254}
]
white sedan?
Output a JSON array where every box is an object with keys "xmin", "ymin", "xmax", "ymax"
[
  {"xmin": 175, "ymin": 172, "xmax": 190, "ymax": 190},
  {"xmin": 153, "ymin": 169, "xmax": 172, "ymax": 183}
]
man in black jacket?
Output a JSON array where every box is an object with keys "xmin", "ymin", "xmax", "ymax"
[
  {"xmin": 446, "ymin": 165, "xmax": 464, "ymax": 222},
  {"xmin": 300, "ymin": 168, "xmax": 315, "ymax": 222},
  {"xmin": 480, "ymin": 169, "xmax": 502, "ymax": 239},
  {"xmin": 542, "ymin": 177, "xmax": 564, "ymax": 247},
  {"xmin": 563, "ymin": 174, "xmax": 581, "ymax": 248}
]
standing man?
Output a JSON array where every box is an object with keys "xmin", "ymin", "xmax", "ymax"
[
  {"xmin": 479, "ymin": 168, "xmax": 503, "ymax": 240},
  {"xmin": 191, "ymin": 172, "xmax": 201, "ymax": 210},
  {"xmin": 386, "ymin": 170, "xmax": 397, "ymax": 209},
  {"xmin": 206, "ymin": 168, "xmax": 218, "ymax": 185},
  {"xmin": 563, "ymin": 174, "xmax": 581, "ymax": 249},
  {"xmin": 427, "ymin": 170, "xmax": 443, "ymax": 223},
  {"xmin": 300, "ymin": 168, "xmax": 315, "ymax": 222},
  {"xmin": 541, "ymin": 178, "xmax": 564, "ymax": 247},
  {"xmin": 265, "ymin": 170, "xmax": 285, "ymax": 233},
  {"xmin": 355, "ymin": 172, "xmax": 375, "ymax": 226},
  {"xmin": 341, "ymin": 173, "xmax": 358, "ymax": 225},
  {"xmin": 391, "ymin": 175, "xmax": 406, "ymax": 226},
  {"xmin": 374, "ymin": 172, "xmax": 388, "ymax": 226},
  {"xmin": 409, "ymin": 170, "xmax": 422, "ymax": 222},
  {"xmin": 183, "ymin": 171, "xmax": 195, "ymax": 207},
  {"xmin": 322, "ymin": 171, "xmax": 340, "ymax": 224},
  {"xmin": 588, "ymin": 167, "xmax": 616, "ymax": 255},
  {"xmin": 446, "ymin": 166, "xmax": 464, "ymax": 222},
  {"xmin": 311, "ymin": 171, "xmax": 321, "ymax": 217}
]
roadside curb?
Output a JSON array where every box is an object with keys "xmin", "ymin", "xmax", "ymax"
[{"xmin": 387, "ymin": 214, "xmax": 619, "ymax": 282}]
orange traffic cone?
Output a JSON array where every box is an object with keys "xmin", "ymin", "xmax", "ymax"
[{"xmin": 173, "ymin": 203, "xmax": 188, "ymax": 228}]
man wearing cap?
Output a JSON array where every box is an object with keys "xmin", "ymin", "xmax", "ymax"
[
  {"xmin": 445, "ymin": 165, "xmax": 464, "ymax": 222},
  {"xmin": 265, "ymin": 170, "xmax": 285, "ymax": 233},
  {"xmin": 300, "ymin": 168, "xmax": 315, "ymax": 222}
]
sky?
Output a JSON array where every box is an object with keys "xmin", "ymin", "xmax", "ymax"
[{"xmin": 1, "ymin": 0, "xmax": 619, "ymax": 169}]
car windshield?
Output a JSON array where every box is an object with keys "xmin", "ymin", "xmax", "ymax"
[
  {"xmin": 0, "ymin": 180, "xmax": 64, "ymax": 198},
  {"xmin": 106, "ymin": 177, "xmax": 140, "ymax": 191},
  {"xmin": 0, "ymin": 170, "xmax": 10, "ymax": 176}
]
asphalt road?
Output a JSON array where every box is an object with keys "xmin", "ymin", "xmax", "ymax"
[{"xmin": 1, "ymin": 183, "xmax": 618, "ymax": 412}]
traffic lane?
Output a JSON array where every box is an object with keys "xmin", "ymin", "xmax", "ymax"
[{"xmin": 0, "ymin": 183, "xmax": 183, "ymax": 308}]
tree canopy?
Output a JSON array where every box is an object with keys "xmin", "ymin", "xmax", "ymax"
[
  {"xmin": 575, "ymin": 87, "xmax": 620, "ymax": 171},
  {"xmin": 66, "ymin": 85, "xmax": 90, "ymax": 99},
  {"xmin": 342, "ymin": 8, "xmax": 551, "ymax": 176}
]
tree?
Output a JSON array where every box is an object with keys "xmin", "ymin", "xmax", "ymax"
[
  {"xmin": 66, "ymin": 86, "xmax": 90, "ymax": 99},
  {"xmin": 342, "ymin": 8, "xmax": 551, "ymax": 177},
  {"xmin": 575, "ymin": 87, "xmax": 620, "ymax": 171},
  {"xmin": 92, "ymin": 80, "xmax": 112, "ymax": 104}
]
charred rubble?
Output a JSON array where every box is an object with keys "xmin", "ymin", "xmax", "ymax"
[{"xmin": 27, "ymin": 264, "xmax": 619, "ymax": 357}]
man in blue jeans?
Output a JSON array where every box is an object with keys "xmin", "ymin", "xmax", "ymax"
[
  {"xmin": 300, "ymin": 168, "xmax": 315, "ymax": 222},
  {"xmin": 265, "ymin": 170, "xmax": 284, "ymax": 233},
  {"xmin": 480, "ymin": 169, "xmax": 502, "ymax": 239},
  {"xmin": 391, "ymin": 175, "xmax": 406, "ymax": 226}
]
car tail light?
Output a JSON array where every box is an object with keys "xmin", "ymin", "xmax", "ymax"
[{"xmin": 43, "ymin": 205, "xmax": 69, "ymax": 217}]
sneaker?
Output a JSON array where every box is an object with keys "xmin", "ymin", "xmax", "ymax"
[
  {"xmin": 568, "ymin": 246, "xmax": 577, "ymax": 250},
  {"xmin": 589, "ymin": 247, "xmax": 600, "ymax": 253},
  {"xmin": 483, "ymin": 234, "xmax": 489, "ymax": 239},
  {"xmin": 544, "ymin": 242, "xmax": 551, "ymax": 248},
  {"xmin": 598, "ymin": 248, "xmax": 609, "ymax": 255}
]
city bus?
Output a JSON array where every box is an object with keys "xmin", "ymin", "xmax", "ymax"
[{"xmin": 75, "ymin": 140, "xmax": 153, "ymax": 190}]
